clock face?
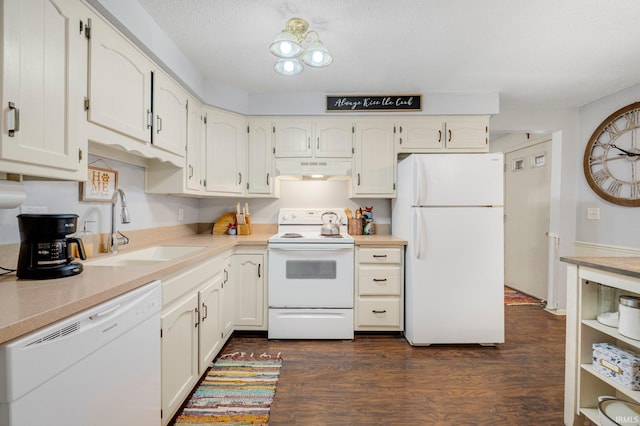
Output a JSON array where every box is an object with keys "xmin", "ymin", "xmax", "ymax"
[{"xmin": 584, "ymin": 102, "xmax": 640, "ymax": 206}]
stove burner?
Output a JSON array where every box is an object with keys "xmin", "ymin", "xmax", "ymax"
[
  {"xmin": 282, "ymin": 233, "xmax": 303, "ymax": 238},
  {"xmin": 321, "ymin": 234, "xmax": 344, "ymax": 238}
]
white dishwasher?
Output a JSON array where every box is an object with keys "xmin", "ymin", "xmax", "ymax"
[{"xmin": 0, "ymin": 280, "xmax": 161, "ymax": 426}]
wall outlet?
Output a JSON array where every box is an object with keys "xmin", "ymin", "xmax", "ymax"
[
  {"xmin": 178, "ymin": 208, "xmax": 184, "ymax": 221},
  {"xmin": 20, "ymin": 205, "xmax": 48, "ymax": 214},
  {"xmin": 587, "ymin": 207, "xmax": 600, "ymax": 220}
]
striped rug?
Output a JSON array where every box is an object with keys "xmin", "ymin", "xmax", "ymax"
[{"xmin": 173, "ymin": 352, "xmax": 282, "ymax": 425}]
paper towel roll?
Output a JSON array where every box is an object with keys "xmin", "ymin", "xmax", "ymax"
[{"xmin": 0, "ymin": 180, "xmax": 27, "ymax": 209}]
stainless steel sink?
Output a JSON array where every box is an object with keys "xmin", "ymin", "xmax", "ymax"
[{"xmin": 86, "ymin": 246, "xmax": 206, "ymax": 266}]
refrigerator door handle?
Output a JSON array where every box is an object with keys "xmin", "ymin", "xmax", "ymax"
[
  {"xmin": 413, "ymin": 209, "xmax": 422, "ymax": 259},
  {"xmin": 412, "ymin": 157, "xmax": 426, "ymax": 206}
]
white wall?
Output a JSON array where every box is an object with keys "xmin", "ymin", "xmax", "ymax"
[
  {"xmin": 576, "ymin": 83, "xmax": 640, "ymax": 248},
  {"xmin": 198, "ymin": 179, "xmax": 391, "ymax": 227},
  {"xmin": 0, "ymin": 156, "xmax": 200, "ymax": 245}
]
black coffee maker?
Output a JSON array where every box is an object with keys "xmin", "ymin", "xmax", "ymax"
[{"xmin": 17, "ymin": 214, "xmax": 86, "ymax": 279}]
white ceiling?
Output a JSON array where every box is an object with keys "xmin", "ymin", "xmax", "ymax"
[{"xmin": 134, "ymin": 0, "xmax": 640, "ymax": 110}]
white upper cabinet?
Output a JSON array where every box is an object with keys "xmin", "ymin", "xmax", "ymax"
[
  {"xmin": 0, "ymin": 0, "xmax": 87, "ymax": 179},
  {"xmin": 352, "ymin": 120, "xmax": 396, "ymax": 198},
  {"xmin": 152, "ymin": 70, "xmax": 187, "ymax": 157},
  {"xmin": 185, "ymin": 98, "xmax": 205, "ymax": 192},
  {"xmin": 396, "ymin": 116, "xmax": 489, "ymax": 152},
  {"xmin": 395, "ymin": 117, "xmax": 445, "ymax": 152},
  {"xmin": 205, "ymin": 108, "xmax": 246, "ymax": 195},
  {"xmin": 444, "ymin": 116, "xmax": 489, "ymax": 150},
  {"xmin": 272, "ymin": 119, "xmax": 313, "ymax": 157},
  {"xmin": 247, "ymin": 119, "xmax": 276, "ymax": 197},
  {"xmin": 314, "ymin": 119, "xmax": 354, "ymax": 158},
  {"xmin": 87, "ymin": 12, "xmax": 152, "ymax": 144},
  {"xmin": 272, "ymin": 118, "xmax": 353, "ymax": 158}
]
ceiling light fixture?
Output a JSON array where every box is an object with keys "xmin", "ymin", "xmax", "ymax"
[{"xmin": 269, "ymin": 17, "xmax": 333, "ymax": 76}]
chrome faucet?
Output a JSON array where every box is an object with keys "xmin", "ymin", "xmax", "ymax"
[{"xmin": 110, "ymin": 189, "xmax": 130, "ymax": 253}]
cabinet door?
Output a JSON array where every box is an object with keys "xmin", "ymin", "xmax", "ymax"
[
  {"xmin": 247, "ymin": 120, "xmax": 275, "ymax": 196},
  {"xmin": 396, "ymin": 117, "xmax": 444, "ymax": 152},
  {"xmin": 315, "ymin": 119, "xmax": 353, "ymax": 158},
  {"xmin": 220, "ymin": 254, "xmax": 234, "ymax": 339},
  {"xmin": 445, "ymin": 116, "xmax": 489, "ymax": 150},
  {"xmin": 232, "ymin": 253, "xmax": 264, "ymax": 328},
  {"xmin": 198, "ymin": 275, "xmax": 223, "ymax": 375},
  {"xmin": 353, "ymin": 122, "xmax": 396, "ymax": 197},
  {"xmin": 186, "ymin": 98, "xmax": 205, "ymax": 191},
  {"xmin": 1, "ymin": 0, "xmax": 86, "ymax": 177},
  {"xmin": 205, "ymin": 109, "xmax": 246, "ymax": 194},
  {"xmin": 273, "ymin": 119, "xmax": 313, "ymax": 157},
  {"xmin": 161, "ymin": 292, "xmax": 199, "ymax": 423},
  {"xmin": 153, "ymin": 71, "xmax": 187, "ymax": 156},
  {"xmin": 88, "ymin": 13, "xmax": 152, "ymax": 144}
]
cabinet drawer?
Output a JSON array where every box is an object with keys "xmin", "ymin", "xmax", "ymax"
[
  {"xmin": 357, "ymin": 298, "xmax": 401, "ymax": 327},
  {"xmin": 358, "ymin": 265, "xmax": 401, "ymax": 295},
  {"xmin": 163, "ymin": 256, "xmax": 221, "ymax": 307},
  {"xmin": 358, "ymin": 247, "xmax": 401, "ymax": 264}
]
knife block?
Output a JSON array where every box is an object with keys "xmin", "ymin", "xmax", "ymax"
[{"xmin": 237, "ymin": 215, "xmax": 252, "ymax": 235}]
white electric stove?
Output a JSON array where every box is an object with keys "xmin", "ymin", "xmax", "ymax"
[{"xmin": 267, "ymin": 209, "xmax": 355, "ymax": 340}]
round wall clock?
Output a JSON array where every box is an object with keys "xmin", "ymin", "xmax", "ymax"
[{"xmin": 584, "ymin": 102, "xmax": 640, "ymax": 206}]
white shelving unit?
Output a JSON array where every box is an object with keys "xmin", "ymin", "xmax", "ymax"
[{"xmin": 564, "ymin": 259, "xmax": 640, "ymax": 426}]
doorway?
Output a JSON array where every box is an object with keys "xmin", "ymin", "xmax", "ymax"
[{"xmin": 504, "ymin": 138, "xmax": 552, "ymax": 300}]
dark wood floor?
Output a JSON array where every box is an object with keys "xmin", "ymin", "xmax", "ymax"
[{"xmin": 220, "ymin": 305, "xmax": 566, "ymax": 425}]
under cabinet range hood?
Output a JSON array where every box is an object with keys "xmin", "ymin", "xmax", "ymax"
[{"xmin": 275, "ymin": 159, "xmax": 352, "ymax": 178}]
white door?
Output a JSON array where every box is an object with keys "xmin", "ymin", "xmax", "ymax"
[
  {"xmin": 1, "ymin": 0, "xmax": 85, "ymax": 174},
  {"xmin": 353, "ymin": 122, "xmax": 396, "ymax": 196},
  {"xmin": 406, "ymin": 207, "xmax": 504, "ymax": 345},
  {"xmin": 205, "ymin": 110, "xmax": 246, "ymax": 194},
  {"xmin": 504, "ymin": 140, "xmax": 552, "ymax": 299},
  {"xmin": 247, "ymin": 120, "xmax": 274, "ymax": 195},
  {"xmin": 153, "ymin": 71, "xmax": 187, "ymax": 156},
  {"xmin": 315, "ymin": 119, "xmax": 353, "ymax": 158},
  {"xmin": 411, "ymin": 154, "xmax": 503, "ymax": 206},
  {"xmin": 198, "ymin": 277, "xmax": 222, "ymax": 375},
  {"xmin": 88, "ymin": 14, "xmax": 152, "ymax": 143}
]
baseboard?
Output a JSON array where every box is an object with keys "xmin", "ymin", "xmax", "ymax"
[
  {"xmin": 544, "ymin": 307, "xmax": 566, "ymax": 316},
  {"xmin": 573, "ymin": 241, "xmax": 640, "ymax": 257}
]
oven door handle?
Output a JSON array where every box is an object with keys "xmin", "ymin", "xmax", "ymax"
[{"xmin": 268, "ymin": 244, "xmax": 354, "ymax": 251}]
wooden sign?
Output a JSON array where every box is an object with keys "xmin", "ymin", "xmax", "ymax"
[
  {"xmin": 79, "ymin": 166, "xmax": 118, "ymax": 202},
  {"xmin": 326, "ymin": 94, "xmax": 421, "ymax": 112}
]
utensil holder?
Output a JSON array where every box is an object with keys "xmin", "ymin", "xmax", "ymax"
[
  {"xmin": 348, "ymin": 218, "xmax": 362, "ymax": 235},
  {"xmin": 237, "ymin": 215, "xmax": 252, "ymax": 235}
]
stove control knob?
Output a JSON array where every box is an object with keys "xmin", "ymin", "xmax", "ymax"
[
  {"xmin": 291, "ymin": 213, "xmax": 298, "ymax": 219},
  {"xmin": 281, "ymin": 214, "xmax": 290, "ymax": 221}
]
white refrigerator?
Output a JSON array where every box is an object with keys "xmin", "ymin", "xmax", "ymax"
[{"xmin": 392, "ymin": 153, "xmax": 504, "ymax": 345}]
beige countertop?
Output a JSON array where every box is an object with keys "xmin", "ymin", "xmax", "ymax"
[
  {"xmin": 560, "ymin": 256, "xmax": 640, "ymax": 279},
  {"xmin": 0, "ymin": 232, "xmax": 405, "ymax": 344},
  {"xmin": 352, "ymin": 235, "xmax": 407, "ymax": 246}
]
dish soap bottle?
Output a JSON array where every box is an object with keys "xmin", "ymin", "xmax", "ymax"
[{"xmin": 76, "ymin": 220, "xmax": 96, "ymax": 258}]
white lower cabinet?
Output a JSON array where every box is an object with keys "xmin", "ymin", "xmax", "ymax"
[
  {"xmin": 231, "ymin": 248, "xmax": 266, "ymax": 330},
  {"xmin": 160, "ymin": 251, "xmax": 232, "ymax": 424},
  {"xmin": 355, "ymin": 246, "xmax": 404, "ymax": 331}
]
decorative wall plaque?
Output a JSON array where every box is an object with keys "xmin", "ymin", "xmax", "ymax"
[
  {"xmin": 79, "ymin": 166, "xmax": 118, "ymax": 202},
  {"xmin": 326, "ymin": 94, "xmax": 422, "ymax": 112}
]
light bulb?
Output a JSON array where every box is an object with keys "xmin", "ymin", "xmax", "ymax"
[
  {"xmin": 280, "ymin": 42, "xmax": 292, "ymax": 55},
  {"xmin": 311, "ymin": 51, "xmax": 324, "ymax": 65},
  {"xmin": 284, "ymin": 60, "xmax": 294, "ymax": 72}
]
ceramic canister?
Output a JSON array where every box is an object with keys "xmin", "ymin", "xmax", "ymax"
[{"xmin": 619, "ymin": 295, "xmax": 640, "ymax": 340}]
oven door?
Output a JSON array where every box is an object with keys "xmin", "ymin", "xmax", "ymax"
[{"xmin": 268, "ymin": 243, "xmax": 354, "ymax": 308}]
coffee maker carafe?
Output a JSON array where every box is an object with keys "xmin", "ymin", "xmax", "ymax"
[{"xmin": 17, "ymin": 214, "xmax": 86, "ymax": 279}]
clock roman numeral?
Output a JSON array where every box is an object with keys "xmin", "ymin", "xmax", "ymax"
[
  {"xmin": 604, "ymin": 123, "xmax": 620, "ymax": 141},
  {"xmin": 592, "ymin": 168, "xmax": 610, "ymax": 187},
  {"xmin": 631, "ymin": 182, "xmax": 640, "ymax": 199},
  {"xmin": 606, "ymin": 179, "xmax": 623, "ymax": 197},
  {"xmin": 624, "ymin": 110, "xmax": 640, "ymax": 130}
]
